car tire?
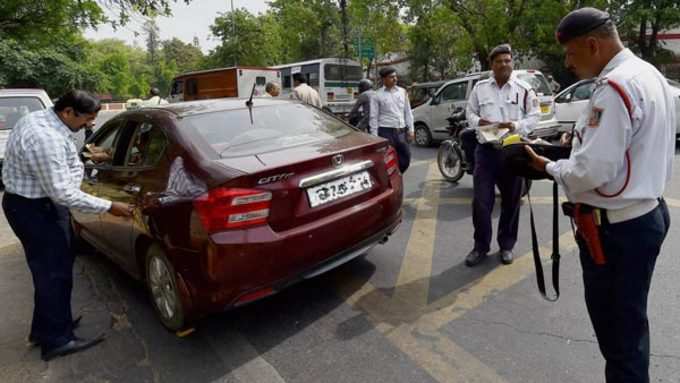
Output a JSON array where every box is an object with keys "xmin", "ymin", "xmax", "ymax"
[
  {"xmin": 414, "ymin": 124, "xmax": 433, "ymax": 147},
  {"xmin": 145, "ymin": 244, "xmax": 185, "ymax": 331}
]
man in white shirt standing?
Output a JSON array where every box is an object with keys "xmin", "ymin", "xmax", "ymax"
[
  {"xmin": 291, "ymin": 73, "xmax": 322, "ymax": 108},
  {"xmin": 526, "ymin": 8, "xmax": 675, "ymax": 382},
  {"xmin": 2, "ymin": 90, "xmax": 133, "ymax": 361},
  {"xmin": 465, "ymin": 44, "xmax": 540, "ymax": 267},
  {"xmin": 145, "ymin": 87, "xmax": 168, "ymax": 106},
  {"xmin": 369, "ymin": 67, "xmax": 414, "ymax": 173}
]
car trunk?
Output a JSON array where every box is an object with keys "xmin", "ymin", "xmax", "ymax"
[{"xmin": 215, "ymin": 133, "xmax": 394, "ymax": 233}]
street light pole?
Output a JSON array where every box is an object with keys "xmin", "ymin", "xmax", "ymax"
[{"xmin": 231, "ymin": 0, "xmax": 238, "ymax": 66}]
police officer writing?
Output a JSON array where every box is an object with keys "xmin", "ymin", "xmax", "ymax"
[
  {"xmin": 2, "ymin": 90, "xmax": 134, "ymax": 361},
  {"xmin": 525, "ymin": 8, "xmax": 675, "ymax": 383},
  {"xmin": 369, "ymin": 67, "xmax": 414, "ymax": 173},
  {"xmin": 465, "ymin": 44, "xmax": 540, "ymax": 267}
]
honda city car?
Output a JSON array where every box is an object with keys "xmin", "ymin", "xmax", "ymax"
[{"xmin": 72, "ymin": 98, "xmax": 403, "ymax": 330}]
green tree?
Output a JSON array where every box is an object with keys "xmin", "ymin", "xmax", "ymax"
[
  {"xmin": 208, "ymin": 8, "xmax": 282, "ymax": 67},
  {"xmin": 348, "ymin": 0, "xmax": 405, "ymax": 74},
  {"xmin": 161, "ymin": 38, "xmax": 204, "ymax": 74}
]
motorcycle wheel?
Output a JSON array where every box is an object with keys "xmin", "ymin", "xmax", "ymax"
[{"xmin": 437, "ymin": 141, "xmax": 465, "ymax": 183}]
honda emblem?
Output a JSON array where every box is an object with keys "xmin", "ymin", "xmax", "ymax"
[{"xmin": 332, "ymin": 154, "xmax": 344, "ymax": 167}]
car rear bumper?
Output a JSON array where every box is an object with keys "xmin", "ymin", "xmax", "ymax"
[{"xmin": 184, "ymin": 183, "xmax": 403, "ymax": 315}]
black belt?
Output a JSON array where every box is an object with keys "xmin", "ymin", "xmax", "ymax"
[{"xmin": 379, "ymin": 127, "xmax": 406, "ymax": 133}]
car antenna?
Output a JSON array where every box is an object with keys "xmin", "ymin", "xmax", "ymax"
[{"xmin": 245, "ymin": 82, "xmax": 256, "ymax": 125}]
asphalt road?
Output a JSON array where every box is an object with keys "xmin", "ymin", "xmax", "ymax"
[{"xmin": 1, "ymin": 144, "xmax": 679, "ymax": 383}]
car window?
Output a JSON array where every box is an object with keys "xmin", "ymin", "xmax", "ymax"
[
  {"xmin": 440, "ymin": 82, "xmax": 467, "ymax": 102},
  {"xmin": 124, "ymin": 122, "xmax": 168, "ymax": 167},
  {"xmin": 171, "ymin": 80, "xmax": 184, "ymax": 96},
  {"xmin": 183, "ymin": 103, "xmax": 354, "ymax": 158},
  {"xmin": 573, "ymin": 82, "xmax": 595, "ymax": 101},
  {"xmin": 516, "ymin": 72, "xmax": 553, "ymax": 96},
  {"xmin": 0, "ymin": 97, "xmax": 46, "ymax": 130},
  {"xmin": 83, "ymin": 119, "xmax": 125, "ymax": 166}
]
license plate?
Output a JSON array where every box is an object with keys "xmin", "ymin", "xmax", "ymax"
[
  {"xmin": 306, "ymin": 171, "xmax": 372, "ymax": 208},
  {"xmin": 541, "ymin": 105, "xmax": 550, "ymax": 114}
]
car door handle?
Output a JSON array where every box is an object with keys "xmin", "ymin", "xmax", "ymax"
[{"xmin": 123, "ymin": 183, "xmax": 141, "ymax": 194}]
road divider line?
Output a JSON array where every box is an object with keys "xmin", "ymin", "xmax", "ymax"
[{"xmin": 393, "ymin": 162, "xmax": 441, "ymax": 308}]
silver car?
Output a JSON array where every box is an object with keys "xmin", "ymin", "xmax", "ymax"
[{"xmin": 411, "ymin": 70, "xmax": 561, "ymax": 146}]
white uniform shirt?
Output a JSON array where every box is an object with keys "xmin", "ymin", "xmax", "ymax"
[
  {"xmin": 466, "ymin": 74, "xmax": 540, "ymax": 139},
  {"xmin": 2, "ymin": 109, "xmax": 112, "ymax": 213},
  {"xmin": 368, "ymin": 86, "xmax": 414, "ymax": 136},
  {"xmin": 546, "ymin": 49, "xmax": 676, "ymax": 210},
  {"xmin": 291, "ymin": 83, "xmax": 323, "ymax": 108},
  {"xmin": 145, "ymin": 96, "xmax": 168, "ymax": 105}
]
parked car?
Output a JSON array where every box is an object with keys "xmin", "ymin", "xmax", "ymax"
[
  {"xmin": 412, "ymin": 70, "xmax": 560, "ymax": 146},
  {"xmin": 408, "ymin": 80, "xmax": 446, "ymax": 109},
  {"xmin": 72, "ymin": 98, "xmax": 403, "ymax": 330},
  {"xmin": 553, "ymin": 78, "xmax": 680, "ymax": 137},
  {"xmin": 0, "ymin": 89, "xmax": 54, "ymax": 179}
]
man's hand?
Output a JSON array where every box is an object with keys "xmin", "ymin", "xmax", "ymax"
[
  {"xmin": 478, "ymin": 118, "xmax": 493, "ymax": 126},
  {"xmin": 109, "ymin": 202, "xmax": 134, "ymax": 217},
  {"xmin": 498, "ymin": 122, "xmax": 515, "ymax": 132},
  {"xmin": 407, "ymin": 131, "xmax": 414, "ymax": 143},
  {"xmin": 89, "ymin": 151, "xmax": 111, "ymax": 163},
  {"xmin": 524, "ymin": 145, "xmax": 550, "ymax": 173}
]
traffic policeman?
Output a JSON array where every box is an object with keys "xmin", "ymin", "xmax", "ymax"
[
  {"xmin": 465, "ymin": 44, "xmax": 540, "ymax": 266},
  {"xmin": 526, "ymin": 8, "xmax": 675, "ymax": 382}
]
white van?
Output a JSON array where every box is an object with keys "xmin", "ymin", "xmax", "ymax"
[{"xmin": 412, "ymin": 70, "xmax": 561, "ymax": 146}]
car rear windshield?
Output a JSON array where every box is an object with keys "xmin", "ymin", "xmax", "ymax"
[
  {"xmin": 182, "ymin": 103, "xmax": 355, "ymax": 157},
  {"xmin": 324, "ymin": 64, "xmax": 363, "ymax": 81},
  {"xmin": 0, "ymin": 97, "xmax": 46, "ymax": 130},
  {"xmin": 516, "ymin": 72, "xmax": 553, "ymax": 96}
]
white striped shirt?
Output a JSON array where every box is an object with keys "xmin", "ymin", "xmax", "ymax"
[{"xmin": 2, "ymin": 108, "xmax": 112, "ymax": 213}]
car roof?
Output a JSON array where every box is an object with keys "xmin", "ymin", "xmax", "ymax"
[
  {"xmin": 0, "ymin": 88, "xmax": 50, "ymax": 97},
  {"xmin": 410, "ymin": 80, "xmax": 447, "ymax": 88},
  {"xmin": 135, "ymin": 97, "xmax": 302, "ymax": 118}
]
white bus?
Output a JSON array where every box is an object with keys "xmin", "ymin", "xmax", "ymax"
[{"xmin": 272, "ymin": 58, "xmax": 364, "ymax": 115}]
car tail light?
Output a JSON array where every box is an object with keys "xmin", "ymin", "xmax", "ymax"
[
  {"xmin": 194, "ymin": 188, "xmax": 272, "ymax": 232},
  {"xmin": 327, "ymin": 92, "xmax": 335, "ymax": 101},
  {"xmin": 384, "ymin": 146, "xmax": 399, "ymax": 176}
]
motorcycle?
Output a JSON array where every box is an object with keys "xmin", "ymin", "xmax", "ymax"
[
  {"xmin": 436, "ymin": 107, "xmax": 475, "ymax": 182},
  {"xmin": 436, "ymin": 107, "xmax": 532, "ymax": 195}
]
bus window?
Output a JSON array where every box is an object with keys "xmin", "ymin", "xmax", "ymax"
[
  {"xmin": 171, "ymin": 80, "xmax": 184, "ymax": 96},
  {"xmin": 283, "ymin": 75, "xmax": 291, "ymax": 89},
  {"xmin": 309, "ymin": 72, "xmax": 319, "ymax": 87},
  {"xmin": 256, "ymin": 76, "xmax": 266, "ymax": 86},
  {"xmin": 324, "ymin": 64, "xmax": 363, "ymax": 81}
]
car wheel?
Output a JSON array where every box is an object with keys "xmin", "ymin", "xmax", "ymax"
[
  {"xmin": 145, "ymin": 244, "xmax": 185, "ymax": 331},
  {"xmin": 414, "ymin": 124, "xmax": 432, "ymax": 146}
]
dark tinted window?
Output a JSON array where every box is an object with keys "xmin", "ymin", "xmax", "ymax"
[
  {"xmin": 0, "ymin": 97, "xmax": 46, "ymax": 130},
  {"xmin": 283, "ymin": 75, "xmax": 291, "ymax": 89},
  {"xmin": 516, "ymin": 72, "xmax": 552, "ymax": 96},
  {"xmin": 324, "ymin": 64, "xmax": 363, "ymax": 81},
  {"xmin": 183, "ymin": 103, "xmax": 354, "ymax": 157},
  {"xmin": 573, "ymin": 82, "xmax": 595, "ymax": 100},
  {"xmin": 171, "ymin": 80, "xmax": 184, "ymax": 95},
  {"xmin": 256, "ymin": 76, "xmax": 266, "ymax": 86},
  {"xmin": 440, "ymin": 82, "xmax": 467, "ymax": 101}
]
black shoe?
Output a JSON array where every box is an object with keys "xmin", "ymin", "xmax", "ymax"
[
  {"xmin": 41, "ymin": 335, "xmax": 105, "ymax": 362},
  {"xmin": 499, "ymin": 250, "xmax": 514, "ymax": 265},
  {"xmin": 465, "ymin": 249, "xmax": 488, "ymax": 267},
  {"xmin": 28, "ymin": 316, "xmax": 83, "ymax": 347}
]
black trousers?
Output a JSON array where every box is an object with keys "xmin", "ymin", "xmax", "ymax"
[
  {"xmin": 2, "ymin": 193, "xmax": 76, "ymax": 351},
  {"xmin": 577, "ymin": 200, "xmax": 670, "ymax": 383},
  {"xmin": 472, "ymin": 144, "xmax": 523, "ymax": 253},
  {"xmin": 378, "ymin": 127, "xmax": 411, "ymax": 173}
]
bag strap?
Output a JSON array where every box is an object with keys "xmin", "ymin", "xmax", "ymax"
[{"xmin": 526, "ymin": 178, "xmax": 560, "ymax": 302}]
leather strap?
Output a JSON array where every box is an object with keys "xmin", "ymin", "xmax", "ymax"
[{"xmin": 527, "ymin": 179, "xmax": 560, "ymax": 302}]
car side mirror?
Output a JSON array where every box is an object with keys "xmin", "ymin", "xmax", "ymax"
[
  {"xmin": 430, "ymin": 97, "xmax": 439, "ymax": 106},
  {"xmin": 564, "ymin": 93, "xmax": 572, "ymax": 103}
]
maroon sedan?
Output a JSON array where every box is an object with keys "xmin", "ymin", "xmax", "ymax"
[{"xmin": 72, "ymin": 98, "xmax": 403, "ymax": 330}]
